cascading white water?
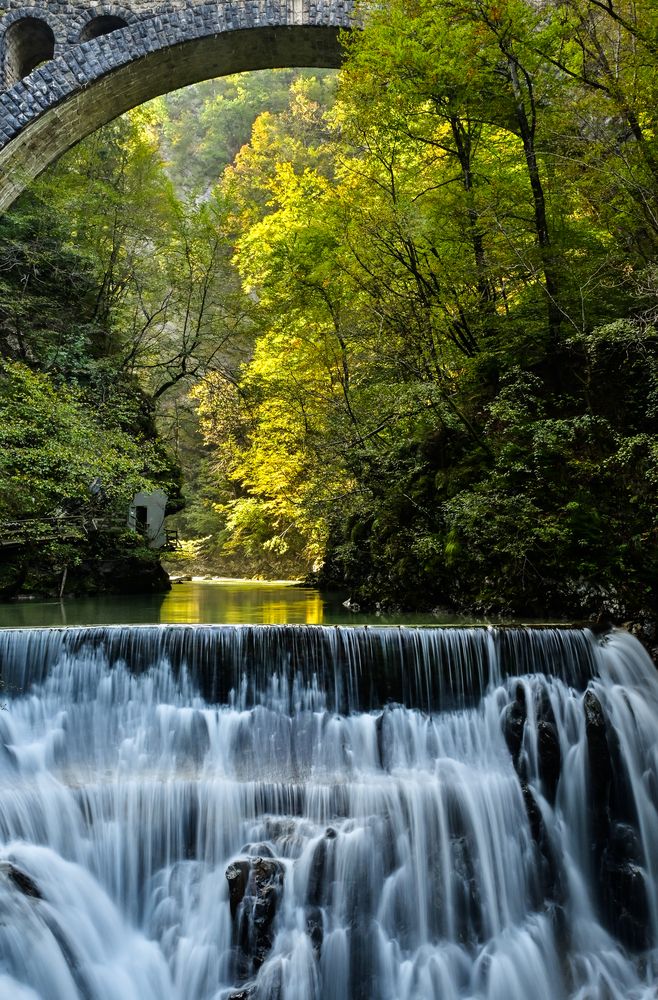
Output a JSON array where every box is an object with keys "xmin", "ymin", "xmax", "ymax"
[{"xmin": 0, "ymin": 625, "xmax": 656, "ymax": 999}]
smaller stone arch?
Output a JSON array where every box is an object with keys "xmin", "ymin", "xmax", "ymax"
[
  {"xmin": 3, "ymin": 16, "xmax": 55, "ymax": 86},
  {"xmin": 79, "ymin": 14, "xmax": 129, "ymax": 43}
]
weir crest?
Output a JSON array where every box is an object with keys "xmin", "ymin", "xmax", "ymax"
[{"xmin": 0, "ymin": 624, "xmax": 657, "ymax": 997}]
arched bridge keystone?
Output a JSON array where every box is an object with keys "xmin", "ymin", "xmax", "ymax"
[{"xmin": 0, "ymin": 0, "xmax": 353, "ymax": 211}]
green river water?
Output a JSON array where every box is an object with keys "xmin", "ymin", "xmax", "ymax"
[{"xmin": 0, "ymin": 579, "xmax": 476, "ymax": 628}]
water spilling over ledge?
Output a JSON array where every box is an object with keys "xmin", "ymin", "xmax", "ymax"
[
  {"xmin": 0, "ymin": 624, "xmax": 596, "ymax": 712},
  {"xmin": 0, "ymin": 624, "xmax": 657, "ymax": 999}
]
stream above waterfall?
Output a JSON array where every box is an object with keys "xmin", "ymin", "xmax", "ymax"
[
  {"xmin": 0, "ymin": 624, "xmax": 657, "ymax": 999},
  {"xmin": 0, "ymin": 580, "xmax": 568, "ymax": 628}
]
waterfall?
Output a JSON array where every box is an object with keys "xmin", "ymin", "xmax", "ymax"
[{"xmin": 0, "ymin": 625, "xmax": 656, "ymax": 999}]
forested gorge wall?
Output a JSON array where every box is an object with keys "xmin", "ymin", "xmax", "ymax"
[
  {"xmin": 0, "ymin": 113, "xmax": 183, "ymax": 598},
  {"xmin": 0, "ymin": 0, "xmax": 656, "ymax": 623},
  {"xmin": 169, "ymin": 3, "xmax": 657, "ymax": 628}
]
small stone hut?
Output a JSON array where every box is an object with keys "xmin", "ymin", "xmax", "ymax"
[{"xmin": 127, "ymin": 489, "xmax": 167, "ymax": 548}]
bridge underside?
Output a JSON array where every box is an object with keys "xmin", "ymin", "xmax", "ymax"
[{"xmin": 0, "ymin": 16, "xmax": 347, "ymax": 212}]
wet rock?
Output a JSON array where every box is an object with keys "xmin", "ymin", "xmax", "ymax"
[
  {"xmin": 536, "ymin": 686, "xmax": 556, "ymax": 725},
  {"xmin": 306, "ymin": 827, "xmax": 339, "ymax": 909},
  {"xmin": 503, "ymin": 682, "xmax": 562, "ymax": 804},
  {"xmin": 520, "ymin": 782, "xmax": 543, "ymax": 843},
  {"xmin": 306, "ymin": 904, "xmax": 324, "ymax": 956},
  {"xmin": 451, "ymin": 835, "xmax": 483, "ymax": 946},
  {"xmin": 249, "ymin": 857, "xmax": 285, "ymax": 969},
  {"xmin": 227, "ymin": 990, "xmax": 255, "ymax": 1000},
  {"xmin": 504, "ymin": 684, "xmax": 562, "ymax": 808},
  {"xmin": 502, "ymin": 686, "xmax": 526, "ymax": 763},
  {"xmin": 307, "ymin": 838, "xmax": 327, "ymax": 907},
  {"xmin": 240, "ymin": 842, "xmax": 275, "ymax": 859},
  {"xmin": 584, "ymin": 690, "xmax": 612, "ymax": 782},
  {"xmin": 227, "ymin": 856, "xmax": 285, "ymax": 977},
  {"xmin": 376, "ymin": 705, "xmax": 406, "ymax": 771},
  {"xmin": 601, "ymin": 822, "xmax": 650, "ymax": 951},
  {"xmin": 582, "ymin": 697, "xmax": 650, "ymax": 948},
  {"xmin": 583, "ymin": 690, "xmax": 613, "ymax": 855},
  {"xmin": 609, "ymin": 821, "xmax": 642, "ymax": 859},
  {"xmin": 623, "ymin": 619, "xmax": 658, "ymax": 667},
  {"xmin": 375, "ymin": 712, "xmax": 385, "ymax": 770},
  {"xmin": 583, "ymin": 689, "xmax": 613, "ymax": 912},
  {"xmin": 0, "ymin": 862, "xmax": 42, "ymax": 898},
  {"xmin": 536, "ymin": 720, "xmax": 561, "ymax": 804},
  {"xmin": 226, "ymin": 860, "xmax": 251, "ymax": 919},
  {"xmin": 583, "ymin": 689, "xmax": 633, "ymax": 827},
  {"xmin": 519, "ymin": 783, "xmax": 562, "ymax": 906},
  {"xmin": 251, "ymin": 855, "xmax": 283, "ymax": 893},
  {"xmin": 262, "ymin": 818, "xmax": 297, "ymax": 843}
]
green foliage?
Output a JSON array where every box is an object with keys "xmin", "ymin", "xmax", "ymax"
[
  {"xmin": 174, "ymin": 1, "xmax": 657, "ymax": 616},
  {"xmin": 154, "ymin": 70, "xmax": 337, "ymax": 193},
  {"xmin": 0, "ymin": 110, "xmax": 186, "ymax": 597},
  {"xmin": 0, "ymin": 361, "xmax": 164, "ymax": 519},
  {"xmin": 442, "ymin": 335, "xmax": 658, "ymax": 614},
  {"xmin": 3, "ymin": 2, "xmax": 657, "ymax": 616}
]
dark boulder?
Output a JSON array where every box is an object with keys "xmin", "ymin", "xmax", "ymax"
[
  {"xmin": 582, "ymin": 695, "xmax": 651, "ymax": 948},
  {"xmin": 226, "ymin": 856, "xmax": 285, "ymax": 978},
  {"xmin": 306, "ymin": 827, "xmax": 339, "ymax": 910},
  {"xmin": 226, "ymin": 860, "xmax": 251, "ymax": 919},
  {"xmin": 583, "ymin": 689, "xmax": 614, "ymax": 855},
  {"xmin": 306, "ymin": 905, "xmax": 324, "ymax": 956},
  {"xmin": 450, "ymin": 834, "xmax": 483, "ymax": 946},
  {"xmin": 601, "ymin": 822, "xmax": 650, "ymax": 951},
  {"xmin": 584, "ymin": 690, "xmax": 613, "ymax": 791},
  {"xmin": 503, "ymin": 683, "xmax": 562, "ymax": 803},
  {"xmin": 536, "ymin": 720, "xmax": 561, "ymax": 804},
  {"xmin": 519, "ymin": 783, "xmax": 562, "ymax": 906},
  {"xmin": 0, "ymin": 861, "xmax": 41, "ymax": 898},
  {"xmin": 520, "ymin": 782, "xmax": 543, "ymax": 844},
  {"xmin": 307, "ymin": 838, "xmax": 327, "ymax": 908},
  {"xmin": 376, "ymin": 706, "xmax": 406, "ymax": 771},
  {"xmin": 250, "ymin": 857, "xmax": 284, "ymax": 968},
  {"xmin": 502, "ymin": 686, "xmax": 526, "ymax": 764}
]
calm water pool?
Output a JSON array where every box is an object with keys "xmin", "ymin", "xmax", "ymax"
[{"xmin": 0, "ymin": 579, "xmax": 476, "ymax": 628}]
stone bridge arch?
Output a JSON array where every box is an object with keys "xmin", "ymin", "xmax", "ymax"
[{"xmin": 0, "ymin": 1, "xmax": 352, "ymax": 212}]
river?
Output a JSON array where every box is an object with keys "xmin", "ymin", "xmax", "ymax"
[
  {"xmin": 0, "ymin": 589, "xmax": 657, "ymax": 999},
  {"xmin": 0, "ymin": 579, "xmax": 475, "ymax": 628}
]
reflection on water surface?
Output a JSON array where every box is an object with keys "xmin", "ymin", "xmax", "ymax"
[{"xmin": 0, "ymin": 579, "xmax": 470, "ymax": 628}]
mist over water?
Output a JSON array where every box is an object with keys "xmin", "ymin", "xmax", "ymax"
[{"xmin": 0, "ymin": 624, "xmax": 657, "ymax": 999}]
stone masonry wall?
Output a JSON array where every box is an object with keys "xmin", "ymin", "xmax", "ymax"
[{"xmin": 0, "ymin": 0, "xmax": 353, "ymax": 211}]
